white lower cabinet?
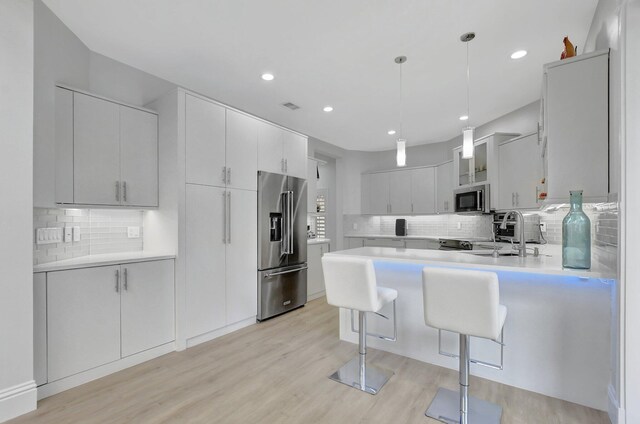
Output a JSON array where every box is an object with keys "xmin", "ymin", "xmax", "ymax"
[
  {"xmin": 363, "ymin": 238, "xmax": 405, "ymax": 248},
  {"xmin": 45, "ymin": 260, "xmax": 175, "ymax": 383},
  {"xmin": 33, "ymin": 273, "xmax": 47, "ymax": 386},
  {"xmin": 47, "ymin": 265, "xmax": 122, "ymax": 382},
  {"xmin": 346, "ymin": 237, "xmax": 365, "ymax": 248},
  {"xmin": 121, "ymin": 260, "xmax": 175, "ymax": 357},
  {"xmin": 307, "ymin": 243, "xmax": 329, "ymax": 300},
  {"xmin": 185, "ymin": 183, "xmax": 258, "ymax": 340}
]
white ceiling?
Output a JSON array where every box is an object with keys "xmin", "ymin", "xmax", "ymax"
[{"xmin": 42, "ymin": 0, "xmax": 598, "ymax": 151}]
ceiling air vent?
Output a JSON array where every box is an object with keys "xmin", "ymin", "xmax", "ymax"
[{"xmin": 282, "ymin": 102, "xmax": 300, "ymax": 110}]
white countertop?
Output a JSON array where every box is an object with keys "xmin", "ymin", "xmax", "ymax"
[
  {"xmin": 34, "ymin": 252, "xmax": 176, "ymax": 273},
  {"xmin": 326, "ymin": 245, "xmax": 614, "ymax": 279},
  {"xmin": 307, "ymin": 238, "xmax": 331, "ymax": 245},
  {"xmin": 343, "ymin": 234, "xmax": 492, "ymax": 242}
]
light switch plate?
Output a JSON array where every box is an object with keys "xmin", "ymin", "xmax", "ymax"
[
  {"xmin": 127, "ymin": 226, "xmax": 140, "ymax": 238},
  {"xmin": 73, "ymin": 226, "xmax": 81, "ymax": 242},
  {"xmin": 36, "ymin": 227, "xmax": 63, "ymax": 245}
]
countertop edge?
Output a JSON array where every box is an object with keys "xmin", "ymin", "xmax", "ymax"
[{"xmin": 34, "ymin": 253, "xmax": 176, "ymax": 273}]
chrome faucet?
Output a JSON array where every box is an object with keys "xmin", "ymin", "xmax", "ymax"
[{"xmin": 500, "ymin": 210, "xmax": 527, "ymax": 257}]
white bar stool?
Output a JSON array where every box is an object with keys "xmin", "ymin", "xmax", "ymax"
[
  {"xmin": 322, "ymin": 256, "xmax": 398, "ymax": 395},
  {"xmin": 422, "ymin": 267, "xmax": 507, "ymax": 424}
]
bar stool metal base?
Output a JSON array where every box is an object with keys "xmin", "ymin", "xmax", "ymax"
[
  {"xmin": 329, "ymin": 357, "xmax": 393, "ymax": 395},
  {"xmin": 425, "ymin": 388, "xmax": 502, "ymax": 424}
]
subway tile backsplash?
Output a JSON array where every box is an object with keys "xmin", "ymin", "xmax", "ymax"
[{"xmin": 33, "ymin": 208, "xmax": 144, "ymax": 265}]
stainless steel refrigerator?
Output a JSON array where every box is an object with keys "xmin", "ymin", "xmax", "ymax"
[{"xmin": 257, "ymin": 171, "xmax": 308, "ymax": 321}]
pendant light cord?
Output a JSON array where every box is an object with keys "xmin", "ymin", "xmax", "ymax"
[
  {"xmin": 399, "ymin": 61, "xmax": 404, "ymax": 139},
  {"xmin": 466, "ymin": 40, "xmax": 470, "ymax": 122}
]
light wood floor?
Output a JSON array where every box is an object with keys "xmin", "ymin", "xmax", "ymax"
[{"xmin": 11, "ymin": 298, "xmax": 608, "ymax": 424}]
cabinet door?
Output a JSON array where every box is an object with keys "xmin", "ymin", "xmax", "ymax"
[
  {"xmin": 226, "ymin": 110, "xmax": 258, "ymax": 191},
  {"xmin": 347, "ymin": 238, "xmax": 365, "ymax": 248},
  {"xmin": 499, "ymin": 134, "xmax": 540, "ymax": 210},
  {"xmin": 411, "ymin": 167, "xmax": 436, "ymax": 214},
  {"xmin": 257, "ymin": 121, "xmax": 284, "ymax": 174},
  {"xmin": 368, "ymin": 173, "xmax": 390, "ymax": 214},
  {"xmin": 73, "ymin": 92, "xmax": 121, "ymax": 205},
  {"xmin": 307, "ymin": 244, "xmax": 325, "ymax": 298},
  {"xmin": 361, "ymin": 174, "xmax": 371, "ymax": 214},
  {"xmin": 308, "ymin": 159, "xmax": 318, "ymax": 213},
  {"xmin": 47, "ymin": 266, "xmax": 121, "ymax": 381},
  {"xmin": 225, "ymin": 189, "xmax": 258, "ymax": 325},
  {"xmin": 283, "ymin": 131, "xmax": 308, "ymax": 179},
  {"xmin": 121, "ymin": 260, "xmax": 175, "ymax": 357},
  {"xmin": 34, "ymin": 273, "xmax": 47, "ymax": 386},
  {"xmin": 363, "ymin": 238, "xmax": 405, "ymax": 248},
  {"xmin": 120, "ymin": 106, "xmax": 158, "ymax": 207},
  {"xmin": 473, "ymin": 141, "xmax": 489, "ymax": 184},
  {"xmin": 388, "ymin": 170, "xmax": 412, "ymax": 214},
  {"xmin": 54, "ymin": 87, "xmax": 74, "ymax": 204},
  {"xmin": 185, "ymin": 94, "xmax": 226, "ymax": 187},
  {"xmin": 185, "ymin": 184, "xmax": 227, "ymax": 338},
  {"xmin": 436, "ymin": 161, "xmax": 453, "ymax": 213},
  {"xmin": 454, "ymin": 148, "xmax": 472, "ymax": 187},
  {"xmin": 546, "ymin": 54, "xmax": 608, "ymax": 202}
]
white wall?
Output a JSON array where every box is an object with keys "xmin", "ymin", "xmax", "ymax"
[
  {"xmin": 0, "ymin": 0, "xmax": 37, "ymax": 421},
  {"xmin": 33, "ymin": 0, "xmax": 176, "ymax": 208}
]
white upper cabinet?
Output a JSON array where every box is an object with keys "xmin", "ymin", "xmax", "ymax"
[
  {"xmin": 411, "ymin": 167, "xmax": 436, "ymax": 214},
  {"xmin": 543, "ymin": 51, "xmax": 609, "ymax": 203},
  {"xmin": 308, "ymin": 159, "xmax": 318, "ymax": 213},
  {"xmin": 185, "ymin": 94, "xmax": 226, "ymax": 187},
  {"xmin": 226, "ymin": 110, "xmax": 258, "ymax": 191},
  {"xmin": 73, "ymin": 92, "xmax": 121, "ymax": 205},
  {"xmin": 368, "ymin": 172, "xmax": 391, "ymax": 214},
  {"xmin": 120, "ymin": 106, "xmax": 159, "ymax": 207},
  {"xmin": 257, "ymin": 121, "xmax": 284, "ymax": 174},
  {"xmin": 436, "ymin": 161, "xmax": 453, "ymax": 213},
  {"xmin": 257, "ymin": 120, "xmax": 308, "ymax": 178},
  {"xmin": 388, "ymin": 170, "xmax": 413, "ymax": 214},
  {"xmin": 283, "ymin": 131, "xmax": 308, "ymax": 179},
  {"xmin": 56, "ymin": 88, "xmax": 159, "ymax": 207},
  {"xmin": 498, "ymin": 133, "xmax": 540, "ymax": 210}
]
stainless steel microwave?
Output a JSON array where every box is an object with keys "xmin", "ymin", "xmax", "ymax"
[{"xmin": 454, "ymin": 184, "xmax": 491, "ymax": 214}]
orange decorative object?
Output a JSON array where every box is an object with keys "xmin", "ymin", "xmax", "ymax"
[{"xmin": 561, "ymin": 36, "xmax": 576, "ymax": 60}]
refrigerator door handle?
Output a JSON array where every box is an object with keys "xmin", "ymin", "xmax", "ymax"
[
  {"xmin": 288, "ymin": 190, "xmax": 294, "ymax": 255},
  {"xmin": 227, "ymin": 191, "xmax": 231, "ymax": 243},
  {"xmin": 265, "ymin": 266, "xmax": 308, "ymax": 278},
  {"xmin": 222, "ymin": 191, "xmax": 227, "ymax": 244},
  {"xmin": 281, "ymin": 192, "xmax": 289, "ymax": 255}
]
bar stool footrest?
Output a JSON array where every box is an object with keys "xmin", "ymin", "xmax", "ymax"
[
  {"xmin": 329, "ymin": 357, "xmax": 393, "ymax": 395},
  {"xmin": 425, "ymin": 387, "xmax": 502, "ymax": 424}
]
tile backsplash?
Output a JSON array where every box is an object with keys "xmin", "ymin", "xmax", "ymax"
[
  {"xmin": 344, "ymin": 214, "xmax": 494, "ymax": 239},
  {"xmin": 33, "ymin": 208, "xmax": 144, "ymax": 265}
]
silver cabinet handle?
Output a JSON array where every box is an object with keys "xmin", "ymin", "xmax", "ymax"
[
  {"xmin": 222, "ymin": 166, "xmax": 227, "ymax": 184},
  {"xmin": 123, "ymin": 268, "xmax": 128, "ymax": 291},
  {"xmin": 115, "ymin": 181, "xmax": 120, "ymax": 202},
  {"xmin": 222, "ymin": 191, "xmax": 227, "ymax": 244},
  {"xmin": 265, "ymin": 266, "xmax": 308, "ymax": 278},
  {"xmin": 227, "ymin": 168, "xmax": 231, "ymax": 185},
  {"xmin": 123, "ymin": 181, "xmax": 127, "ymax": 202},
  {"xmin": 227, "ymin": 191, "xmax": 231, "ymax": 243},
  {"xmin": 115, "ymin": 269, "xmax": 120, "ymax": 292}
]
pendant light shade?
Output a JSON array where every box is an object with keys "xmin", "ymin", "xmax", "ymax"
[
  {"xmin": 394, "ymin": 55, "xmax": 407, "ymax": 167},
  {"xmin": 396, "ymin": 139, "xmax": 407, "ymax": 167},
  {"xmin": 461, "ymin": 32, "xmax": 475, "ymax": 159},
  {"xmin": 462, "ymin": 127, "xmax": 474, "ymax": 159}
]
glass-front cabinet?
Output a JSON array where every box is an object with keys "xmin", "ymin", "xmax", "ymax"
[{"xmin": 453, "ymin": 136, "xmax": 493, "ymax": 188}]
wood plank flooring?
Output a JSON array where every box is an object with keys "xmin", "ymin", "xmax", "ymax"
[{"xmin": 10, "ymin": 298, "xmax": 609, "ymax": 423}]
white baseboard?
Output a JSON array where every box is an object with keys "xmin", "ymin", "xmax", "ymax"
[
  {"xmin": 608, "ymin": 384, "xmax": 625, "ymax": 424},
  {"xmin": 38, "ymin": 342, "xmax": 175, "ymax": 400},
  {"xmin": 186, "ymin": 316, "xmax": 256, "ymax": 348},
  {"xmin": 307, "ymin": 291, "xmax": 326, "ymax": 302},
  {"xmin": 0, "ymin": 380, "xmax": 37, "ymax": 423}
]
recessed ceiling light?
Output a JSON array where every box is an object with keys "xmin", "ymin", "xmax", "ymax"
[
  {"xmin": 510, "ymin": 50, "xmax": 527, "ymax": 59},
  {"xmin": 323, "ymin": 106, "xmax": 333, "ymax": 112},
  {"xmin": 388, "ymin": 130, "xmax": 396, "ymax": 135},
  {"xmin": 459, "ymin": 115, "xmax": 469, "ymax": 121},
  {"xmin": 261, "ymin": 73, "xmax": 274, "ymax": 81}
]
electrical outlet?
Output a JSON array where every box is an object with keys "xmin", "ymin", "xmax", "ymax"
[
  {"xmin": 457, "ymin": 222, "xmax": 461, "ymax": 230},
  {"xmin": 353, "ymin": 223, "xmax": 358, "ymax": 230},
  {"xmin": 127, "ymin": 226, "xmax": 140, "ymax": 238},
  {"xmin": 540, "ymin": 222, "xmax": 547, "ymax": 233},
  {"xmin": 64, "ymin": 227, "xmax": 73, "ymax": 243}
]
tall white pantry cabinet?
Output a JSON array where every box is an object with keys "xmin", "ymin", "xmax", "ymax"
[{"xmin": 149, "ymin": 89, "xmax": 307, "ymax": 349}]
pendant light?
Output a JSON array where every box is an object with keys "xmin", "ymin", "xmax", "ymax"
[
  {"xmin": 395, "ymin": 55, "xmax": 407, "ymax": 167},
  {"xmin": 461, "ymin": 32, "xmax": 475, "ymax": 160}
]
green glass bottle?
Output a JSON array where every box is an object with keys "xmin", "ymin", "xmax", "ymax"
[{"xmin": 562, "ymin": 190, "xmax": 591, "ymax": 269}]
